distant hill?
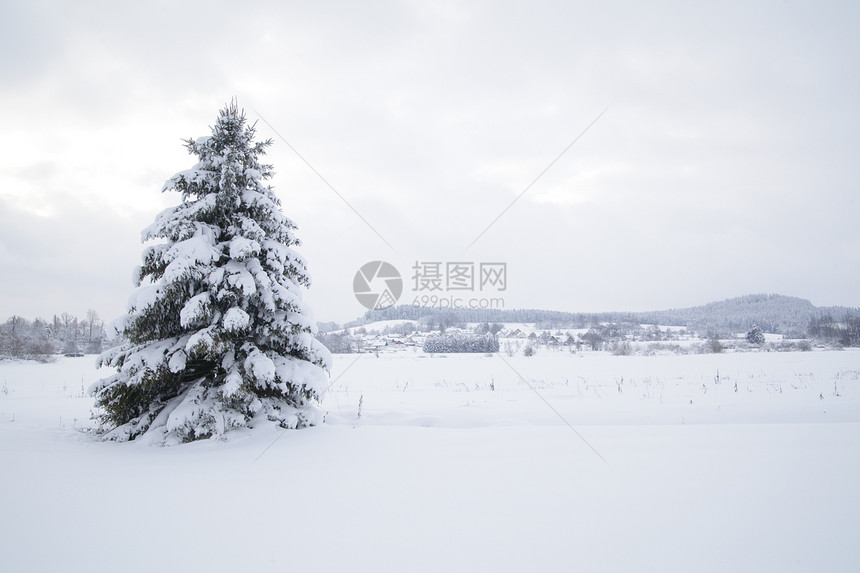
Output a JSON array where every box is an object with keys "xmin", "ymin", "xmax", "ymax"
[
  {"xmin": 351, "ymin": 294, "xmax": 860, "ymax": 336},
  {"xmin": 634, "ymin": 294, "xmax": 820, "ymax": 334}
]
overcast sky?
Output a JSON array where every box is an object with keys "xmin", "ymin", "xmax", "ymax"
[{"xmin": 1, "ymin": 0, "xmax": 858, "ymax": 325}]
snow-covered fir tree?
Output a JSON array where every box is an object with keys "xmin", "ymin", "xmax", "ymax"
[
  {"xmin": 746, "ymin": 324, "xmax": 766, "ymax": 345},
  {"xmin": 90, "ymin": 100, "xmax": 331, "ymax": 444}
]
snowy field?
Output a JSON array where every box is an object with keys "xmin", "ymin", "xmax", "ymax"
[{"xmin": 1, "ymin": 350, "xmax": 859, "ymax": 572}]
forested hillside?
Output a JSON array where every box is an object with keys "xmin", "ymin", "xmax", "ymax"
[{"xmin": 353, "ymin": 294, "xmax": 860, "ymax": 341}]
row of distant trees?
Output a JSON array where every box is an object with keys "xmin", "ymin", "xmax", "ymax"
[
  {"xmin": 317, "ymin": 315, "xmax": 860, "ymax": 356},
  {"xmin": 423, "ymin": 333, "xmax": 500, "ymax": 354},
  {"xmin": 354, "ymin": 296, "xmax": 860, "ymax": 340},
  {"xmin": 807, "ymin": 315, "xmax": 860, "ymax": 347},
  {"xmin": 0, "ymin": 311, "xmax": 110, "ymax": 361}
]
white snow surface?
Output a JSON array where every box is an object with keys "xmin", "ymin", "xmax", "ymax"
[
  {"xmin": 179, "ymin": 292, "xmax": 210, "ymax": 327},
  {"xmin": 228, "ymin": 235, "xmax": 260, "ymax": 260},
  {"xmin": 243, "ymin": 347, "xmax": 276, "ymax": 383},
  {"xmin": 162, "ymin": 232, "xmax": 220, "ymax": 283},
  {"xmin": 1, "ymin": 350, "xmax": 859, "ymax": 572},
  {"xmin": 221, "ymin": 306, "xmax": 250, "ymax": 332}
]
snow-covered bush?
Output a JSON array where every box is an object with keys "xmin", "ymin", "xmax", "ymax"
[
  {"xmin": 746, "ymin": 325, "xmax": 766, "ymax": 345},
  {"xmin": 610, "ymin": 341, "xmax": 633, "ymax": 356},
  {"xmin": 90, "ymin": 100, "xmax": 331, "ymax": 444},
  {"xmin": 423, "ymin": 333, "xmax": 499, "ymax": 354},
  {"xmin": 316, "ymin": 332, "xmax": 354, "ymax": 354},
  {"xmin": 702, "ymin": 337, "xmax": 724, "ymax": 354}
]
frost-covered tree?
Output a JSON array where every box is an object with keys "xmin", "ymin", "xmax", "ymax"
[
  {"xmin": 91, "ymin": 100, "xmax": 331, "ymax": 444},
  {"xmin": 422, "ymin": 333, "xmax": 499, "ymax": 353},
  {"xmin": 746, "ymin": 324, "xmax": 766, "ymax": 345}
]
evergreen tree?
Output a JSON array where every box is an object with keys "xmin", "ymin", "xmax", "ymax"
[
  {"xmin": 422, "ymin": 332, "xmax": 499, "ymax": 353},
  {"xmin": 746, "ymin": 325, "xmax": 766, "ymax": 345},
  {"xmin": 91, "ymin": 100, "xmax": 331, "ymax": 444}
]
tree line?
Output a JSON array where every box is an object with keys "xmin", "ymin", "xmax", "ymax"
[
  {"xmin": 353, "ymin": 294, "xmax": 860, "ymax": 343},
  {"xmin": 0, "ymin": 310, "xmax": 110, "ymax": 361},
  {"xmin": 423, "ymin": 333, "xmax": 500, "ymax": 354}
]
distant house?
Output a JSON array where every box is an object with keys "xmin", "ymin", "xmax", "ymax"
[{"xmin": 408, "ymin": 334, "xmax": 427, "ymax": 346}]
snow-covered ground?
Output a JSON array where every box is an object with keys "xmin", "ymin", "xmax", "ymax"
[{"xmin": 1, "ymin": 350, "xmax": 859, "ymax": 572}]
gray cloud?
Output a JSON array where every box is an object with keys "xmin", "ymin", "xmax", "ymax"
[
  {"xmin": 1, "ymin": 0, "xmax": 858, "ymax": 323},
  {"xmin": 0, "ymin": 194, "xmax": 144, "ymax": 320}
]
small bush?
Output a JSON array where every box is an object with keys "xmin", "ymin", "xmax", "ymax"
[
  {"xmin": 703, "ymin": 338, "xmax": 724, "ymax": 354},
  {"xmin": 646, "ymin": 343, "xmax": 688, "ymax": 355},
  {"xmin": 610, "ymin": 341, "xmax": 633, "ymax": 356}
]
